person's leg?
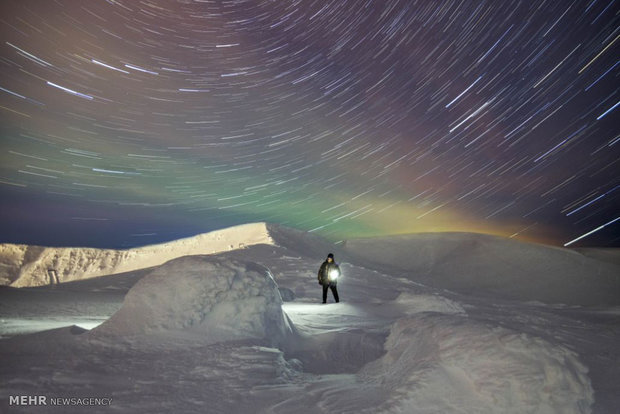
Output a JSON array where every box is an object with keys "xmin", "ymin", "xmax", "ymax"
[
  {"xmin": 331, "ymin": 285, "xmax": 339, "ymax": 303},
  {"xmin": 322, "ymin": 285, "xmax": 328, "ymax": 303}
]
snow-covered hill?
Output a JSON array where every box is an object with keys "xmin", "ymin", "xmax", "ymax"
[{"xmin": 341, "ymin": 232, "xmax": 620, "ymax": 306}]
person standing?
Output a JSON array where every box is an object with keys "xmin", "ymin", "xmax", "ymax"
[{"xmin": 317, "ymin": 253, "xmax": 340, "ymax": 304}]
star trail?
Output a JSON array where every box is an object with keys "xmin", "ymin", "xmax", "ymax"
[{"xmin": 0, "ymin": 0, "xmax": 618, "ymax": 248}]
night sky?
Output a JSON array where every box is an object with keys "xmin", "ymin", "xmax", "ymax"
[{"xmin": 1, "ymin": 0, "xmax": 618, "ymax": 249}]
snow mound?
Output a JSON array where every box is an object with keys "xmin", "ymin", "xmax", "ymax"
[
  {"xmin": 394, "ymin": 292, "xmax": 466, "ymax": 315},
  {"xmin": 2, "ymin": 222, "xmax": 274, "ymax": 287},
  {"xmin": 359, "ymin": 314, "xmax": 593, "ymax": 413},
  {"xmin": 92, "ymin": 255, "xmax": 293, "ymax": 346},
  {"xmin": 343, "ymin": 232, "xmax": 620, "ymax": 306}
]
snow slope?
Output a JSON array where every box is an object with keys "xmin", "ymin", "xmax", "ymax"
[
  {"xmin": 341, "ymin": 232, "xmax": 620, "ymax": 306},
  {"xmin": 1, "ymin": 224, "xmax": 618, "ymax": 413},
  {"xmin": 0, "ymin": 223, "xmax": 273, "ymax": 287}
]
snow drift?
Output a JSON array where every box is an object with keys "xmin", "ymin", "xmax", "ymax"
[
  {"xmin": 394, "ymin": 292, "xmax": 466, "ymax": 315},
  {"xmin": 342, "ymin": 232, "xmax": 620, "ymax": 306},
  {"xmin": 92, "ymin": 255, "xmax": 293, "ymax": 347},
  {"xmin": 358, "ymin": 314, "xmax": 594, "ymax": 414},
  {"xmin": 0, "ymin": 223, "xmax": 274, "ymax": 287}
]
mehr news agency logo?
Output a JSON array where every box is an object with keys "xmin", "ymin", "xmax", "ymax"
[{"xmin": 9, "ymin": 395, "xmax": 113, "ymax": 407}]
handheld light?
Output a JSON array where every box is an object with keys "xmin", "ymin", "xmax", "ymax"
[{"xmin": 328, "ymin": 268, "xmax": 340, "ymax": 281}]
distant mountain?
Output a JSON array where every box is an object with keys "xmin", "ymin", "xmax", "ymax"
[{"xmin": 0, "ymin": 223, "xmax": 275, "ymax": 287}]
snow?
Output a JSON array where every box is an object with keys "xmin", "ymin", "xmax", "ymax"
[
  {"xmin": 341, "ymin": 232, "xmax": 620, "ymax": 306},
  {"xmin": 1, "ymin": 224, "xmax": 619, "ymax": 413},
  {"xmin": 92, "ymin": 255, "xmax": 293, "ymax": 347},
  {"xmin": 0, "ymin": 222, "xmax": 274, "ymax": 287},
  {"xmin": 359, "ymin": 315, "xmax": 593, "ymax": 413},
  {"xmin": 393, "ymin": 292, "xmax": 466, "ymax": 315}
]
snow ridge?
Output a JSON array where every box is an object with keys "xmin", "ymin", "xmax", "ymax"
[{"xmin": 1, "ymin": 223, "xmax": 274, "ymax": 287}]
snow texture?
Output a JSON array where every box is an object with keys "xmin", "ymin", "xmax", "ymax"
[
  {"xmin": 0, "ymin": 223, "xmax": 273, "ymax": 287},
  {"xmin": 394, "ymin": 292, "xmax": 466, "ymax": 315},
  {"xmin": 342, "ymin": 232, "xmax": 620, "ymax": 306},
  {"xmin": 359, "ymin": 315, "xmax": 593, "ymax": 413},
  {"xmin": 93, "ymin": 255, "xmax": 293, "ymax": 347},
  {"xmin": 1, "ymin": 224, "xmax": 618, "ymax": 413}
]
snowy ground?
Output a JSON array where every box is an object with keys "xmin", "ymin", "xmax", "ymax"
[{"xmin": 0, "ymin": 225, "xmax": 619, "ymax": 413}]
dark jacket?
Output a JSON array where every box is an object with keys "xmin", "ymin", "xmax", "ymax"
[{"xmin": 318, "ymin": 260, "xmax": 340, "ymax": 286}]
